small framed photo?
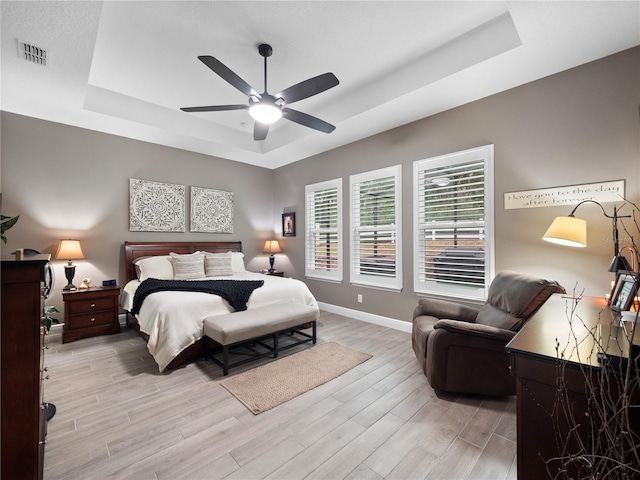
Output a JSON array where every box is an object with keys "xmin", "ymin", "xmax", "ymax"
[
  {"xmin": 282, "ymin": 212, "xmax": 296, "ymax": 237},
  {"xmin": 610, "ymin": 271, "xmax": 638, "ymax": 312}
]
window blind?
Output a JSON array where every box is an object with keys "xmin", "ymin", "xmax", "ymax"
[
  {"xmin": 305, "ymin": 179, "xmax": 342, "ymax": 282},
  {"xmin": 350, "ymin": 165, "xmax": 402, "ymax": 290},
  {"xmin": 414, "ymin": 146, "xmax": 494, "ymax": 299}
]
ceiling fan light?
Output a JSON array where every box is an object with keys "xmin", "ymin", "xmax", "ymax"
[{"xmin": 249, "ymin": 103, "xmax": 282, "ymax": 125}]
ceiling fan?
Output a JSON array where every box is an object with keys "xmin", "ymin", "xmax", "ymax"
[{"xmin": 180, "ymin": 43, "xmax": 339, "ymax": 141}]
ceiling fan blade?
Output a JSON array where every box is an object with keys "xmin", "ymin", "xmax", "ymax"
[
  {"xmin": 254, "ymin": 122, "xmax": 269, "ymax": 141},
  {"xmin": 276, "ymin": 73, "xmax": 339, "ymax": 104},
  {"xmin": 198, "ymin": 55, "xmax": 259, "ymax": 98},
  {"xmin": 180, "ymin": 105, "xmax": 248, "ymax": 113},
  {"xmin": 282, "ymin": 108, "xmax": 335, "ymax": 133}
]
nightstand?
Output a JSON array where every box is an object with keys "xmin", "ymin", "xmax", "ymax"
[
  {"xmin": 62, "ymin": 286, "xmax": 121, "ymax": 343},
  {"xmin": 266, "ymin": 271, "xmax": 284, "ymax": 277}
]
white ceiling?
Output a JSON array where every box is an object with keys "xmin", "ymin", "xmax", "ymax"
[{"xmin": 1, "ymin": 1, "xmax": 638, "ymax": 169}]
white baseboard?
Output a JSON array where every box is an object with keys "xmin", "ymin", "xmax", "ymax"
[
  {"xmin": 49, "ymin": 323, "xmax": 63, "ymax": 334},
  {"xmin": 317, "ymin": 302, "xmax": 412, "ymax": 333},
  {"xmin": 50, "ymin": 311, "xmax": 410, "ymax": 336},
  {"xmin": 47, "ymin": 313, "xmax": 129, "ymax": 335}
]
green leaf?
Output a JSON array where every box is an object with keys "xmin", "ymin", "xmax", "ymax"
[
  {"xmin": 44, "ymin": 317, "xmax": 59, "ymax": 333},
  {"xmin": 0, "ymin": 215, "xmax": 19, "ymax": 235}
]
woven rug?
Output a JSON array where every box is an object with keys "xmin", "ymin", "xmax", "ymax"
[{"xmin": 220, "ymin": 342, "xmax": 372, "ymax": 414}]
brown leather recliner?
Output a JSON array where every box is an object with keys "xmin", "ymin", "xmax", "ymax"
[{"xmin": 412, "ymin": 270, "xmax": 565, "ymax": 396}]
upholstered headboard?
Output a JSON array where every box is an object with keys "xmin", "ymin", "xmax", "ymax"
[{"xmin": 124, "ymin": 241, "xmax": 243, "ymax": 283}]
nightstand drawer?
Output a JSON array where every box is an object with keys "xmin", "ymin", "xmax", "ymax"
[
  {"xmin": 67, "ymin": 297, "xmax": 114, "ymax": 315},
  {"xmin": 62, "ymin": 286, "xmax": 121, "ymax": 343},
  {"xmin": 68, "ymin": 310, "xmax": 115, "ymax": 329}
]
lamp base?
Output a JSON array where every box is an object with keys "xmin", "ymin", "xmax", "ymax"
[
  {"xmin": 268, "ymin": 254, "xmax": 275, "ymax": 273},
  {"xmin": 63, "ymin": 263, "xmax": 77, "ymax": 291}
]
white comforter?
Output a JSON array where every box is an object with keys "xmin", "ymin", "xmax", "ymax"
[{"xmin": 122, "ymin": 273, "xmax": 319, "ymax": 372}]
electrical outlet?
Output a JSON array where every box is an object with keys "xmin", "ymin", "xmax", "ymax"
[{"xmin": 357, "ymin": 294, "xmax": 363, "ymax": 303}]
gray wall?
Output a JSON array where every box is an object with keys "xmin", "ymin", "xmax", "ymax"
[
  {"xmin": 0, "ymin": 115, "xmax": 276, "ymax": 313},
  {"xmin": 2, "ymin": 47, "xmax": 638, "ymax": 324},
  {"xmin": 274, "ymin": 47, "xmax": 640, "ymax": 323}
]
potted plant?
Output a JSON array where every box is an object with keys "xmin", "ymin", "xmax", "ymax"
[
  {"xmin": 44, "ymin": 306, "xmax": 60, "ymax": 333},
  {"xmin": 0, "ymin": 214, "xmax": 19, "ymax": 244}
]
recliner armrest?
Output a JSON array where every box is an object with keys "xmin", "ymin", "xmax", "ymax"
[
  {"xmin": 434, "ymin": 319, "xmax": 516, "ymax": 342},
  {"xmin": 413, "ymin": 298, "xmax": 479, "ymax": 323}
]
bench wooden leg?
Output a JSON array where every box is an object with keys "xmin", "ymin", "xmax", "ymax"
[
  {"xmin": 273, "ymin": 332, "xmax": 279, "ymax": 358},
  {"xmin": 223, "ymin": 345, "xmax": 229, "ymax": 376},
  {"xmin": 312, "ymin": 321, "xmax": 317, "ymax": 344}
]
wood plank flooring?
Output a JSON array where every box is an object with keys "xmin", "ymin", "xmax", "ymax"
[{"xmin": 43, "ymin": 311, "xmax": 517, "ymax": 480}]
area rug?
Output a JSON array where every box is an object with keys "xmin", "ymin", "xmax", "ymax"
[{"xmin": 220, "ymin": 342, "xmax": 372, "ymax": 414}]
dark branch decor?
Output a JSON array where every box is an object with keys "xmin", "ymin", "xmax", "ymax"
[
  {"xmin": 547, "ymin": 292, "xmax": 639, "ymax": 479},
  {"xmin": 547, "ymin": 198, "xmax": 640, "ymax": 479}
]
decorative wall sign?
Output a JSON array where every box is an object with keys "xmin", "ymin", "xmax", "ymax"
[
  {"xmin": 190, "ymin": 187, "xmax": 234, "ymax": 233},
  {"xmin": 504, "ymin": 180, "xmax": 625, "ymax": 210},
  {"xmin": 129, "ymin": 179, "xmax": 186, "ymax": 232}
]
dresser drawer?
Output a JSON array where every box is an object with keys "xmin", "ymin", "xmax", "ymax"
[
  {"xmin": 67, "ymin": 296, "xmax": 114, "ymax": 315},
  {"xmin": 68, "ymin": 310, "xmax": 115, "ymax": 329}
]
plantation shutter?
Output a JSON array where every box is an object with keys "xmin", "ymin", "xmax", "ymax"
[
  {"xmin": 305, "ymin": 179, "xmax": 342, "ymax": 282},
  {"xmin": 350, "ymin": 165, "xmax": 402, "ymax": 290},
  {"xmin": 414, "ymin": 145, "xmax": 494, "ymax": 300}
]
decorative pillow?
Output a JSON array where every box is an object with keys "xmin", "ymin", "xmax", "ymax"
[
  {"xmin": 230, "ymin": 251, "xmax": 246, "ymax": 273},
  {"xmin": 134, "ymin": 255, "xmax": 174, "ymax": 281},
  {"xmin": 170, "ymin": 252, "xmax": 205, "ymax": 280},
  {"xmin": 205, "ymin": 252, "xmax": 233, "ymax": 276}
]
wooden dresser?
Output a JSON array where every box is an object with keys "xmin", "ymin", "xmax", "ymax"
[
  {"xmin": 506, "ymin": 294, "xmax": 640, "ymax": 479},
  {"xmin": 1, "ymin": 254, "xmax": 50, "ymax": 479}
]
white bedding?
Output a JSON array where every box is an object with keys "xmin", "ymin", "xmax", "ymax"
[{"xmin": 122, "ymin": 273, "xmax": 319, "ymax": 372}]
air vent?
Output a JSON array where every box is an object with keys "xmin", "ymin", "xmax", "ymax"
[{"xmin": 18, "ymin": 40, "xmax": 48, "ymax": 66}]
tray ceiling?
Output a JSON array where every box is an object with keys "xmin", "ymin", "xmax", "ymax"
[{"xmin": 1, "ymin": 1, "xmax": 638, "ymax": 169}]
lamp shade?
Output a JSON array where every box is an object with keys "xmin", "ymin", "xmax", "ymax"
[
  {"xmin": 542, "ymin": 216, "xmax": 587, "ymax": 247},
  {"xmin": 263, "ymin": 240, "xmax": 282, "ymax": 254},
  {"xmin": 55, "ymin": 239, "xmax": 85, "ymax": 260}
]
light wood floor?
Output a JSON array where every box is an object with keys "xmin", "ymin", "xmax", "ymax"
[{"xmin": 43, "ymin": 311, "xmax": 517, "ymax": 480}]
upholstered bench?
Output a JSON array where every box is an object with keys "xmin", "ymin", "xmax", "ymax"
[{"xmin": 203, "ymin": 303, "xmax": 318, "ymax": 375}]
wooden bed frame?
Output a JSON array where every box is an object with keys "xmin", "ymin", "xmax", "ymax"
[{"xmin": 123, "ymin": 241, "xmax": 243, "ymax": 370}]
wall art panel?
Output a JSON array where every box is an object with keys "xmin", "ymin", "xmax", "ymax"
[
  {"xmin": 190, "ymin": 186, "xmax": 234, "ymax": 233},
  {"xmin": 129, "ymin": 178, "xmax": 186, "ymax": 232}
]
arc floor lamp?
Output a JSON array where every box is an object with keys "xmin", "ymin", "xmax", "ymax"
[{"xmin": 542, "ymin": 200, "xmax": 634, "ymax": 273}]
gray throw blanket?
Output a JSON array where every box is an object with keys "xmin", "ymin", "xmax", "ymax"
[{"xmin": 131, "ymin": 278, "xmax": 264, "ymax": 315}]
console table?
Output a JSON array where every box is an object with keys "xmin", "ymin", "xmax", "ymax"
[{"xmin": 506, "ymin": 294, "xmax": 640, "ymax": 479}]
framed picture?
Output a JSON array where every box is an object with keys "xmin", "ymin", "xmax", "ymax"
[
  {"xmin": 610, "ymin": 271, "xmax": 638, "ymax": 311},
  {"xmin": 282, "ymin": 212, "xmax": 296, "ymax": 237}
]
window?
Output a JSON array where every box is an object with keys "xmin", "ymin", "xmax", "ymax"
[
  {"xmin": 305, "ymin": 179, "xmax": 342, "ymax": 282},
  {"xmin": 413, "ymin": 145, "xmax": 494, "ymax": 300},
  {"xmin": 350, "ymin": 165, "xmax": 402, "ymax": 291}
]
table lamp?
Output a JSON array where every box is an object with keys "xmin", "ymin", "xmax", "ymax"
[
  {"xmin": 263, "ymin": 240, "xmax": 282, "ymax": 273},
  {"xmin": 55, "ymin": 239, "xmax": 85, "ymax": 290}
]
